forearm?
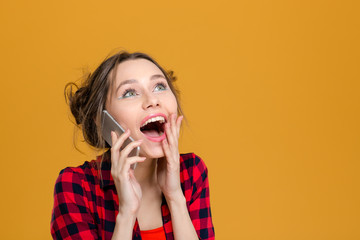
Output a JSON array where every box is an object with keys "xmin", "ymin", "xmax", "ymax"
[
  {"xmin": 167, "ymin": 194, "xmax": 199, "ymax": 240},
  {"xmin": 111, "ymin": 212, "xmax": 137, "ymax": 240}
]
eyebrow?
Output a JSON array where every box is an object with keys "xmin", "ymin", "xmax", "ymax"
[
  {"xmin": 115, "ymin": 79, "xmax": 137, "ymax": 93},
  {"xmin": 115, "ymin": 74, "xmax": 166, "ymax": 93},
  {"xmin": 150, "ymin": 74, "xmax": 166, "ymax": 81}
]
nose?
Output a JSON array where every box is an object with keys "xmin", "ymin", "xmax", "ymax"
[{"xmin": 142, "ymin": 93, "xmax": 160, "ymax": 109}]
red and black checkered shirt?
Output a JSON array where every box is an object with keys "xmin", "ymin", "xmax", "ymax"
[{"xmin": 51, "ymin": 153, "xmax": 215, "ymax": 239}]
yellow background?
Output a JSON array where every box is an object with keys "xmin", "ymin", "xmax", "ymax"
[{"xmin": 0, "ymin": 0, "xmax": 359, "ymax": 239}]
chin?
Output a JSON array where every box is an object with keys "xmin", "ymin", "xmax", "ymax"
[{"xmin": 140, "ymin": 145, "xmax": 165, "ymax": 159}]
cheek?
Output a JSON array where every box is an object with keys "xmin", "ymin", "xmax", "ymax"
[
  {"xmin": 111, "ymin": 105, "xmax": 136, "ymax": 129},
  {"xmin": 168, "ymin": 94, "xmax": 179, "ymax": 112}
]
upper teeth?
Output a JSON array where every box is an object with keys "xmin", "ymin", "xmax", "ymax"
[{"xmin": 141, "ymin": 116, "xmax": 165, "ymax": 127}]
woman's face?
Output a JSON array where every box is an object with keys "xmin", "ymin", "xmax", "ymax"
[{"xmin": 105, "ymin": 58, "xmax": 178, "ymax": 158}]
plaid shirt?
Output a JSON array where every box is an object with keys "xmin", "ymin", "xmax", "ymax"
[{"xmin": 51, "ymin": 153, "xmax": 215, "ymax": 240}]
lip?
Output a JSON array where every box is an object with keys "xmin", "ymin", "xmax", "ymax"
[
  {"xmin": 140, "ymin": 113, "xmax": 167, "ymax": 126},
  {"xmin": 140, "ymin": 113, "xmax": 167, "ymax": 142}
]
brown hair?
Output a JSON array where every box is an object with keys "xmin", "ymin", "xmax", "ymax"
[{"xmin": 65, "ymin": 51, "xmax": 183, "ymax": 157}]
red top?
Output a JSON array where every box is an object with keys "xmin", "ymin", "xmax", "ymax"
[
  {"xmin": 140, "ymin": 226, "xmax": 166, "ymax": 240},
  {"xmin": 51, "ymin": 153, "xmax": 214, "ymax": 239}
]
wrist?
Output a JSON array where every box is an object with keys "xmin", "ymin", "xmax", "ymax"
[
  {"xmin": 112, "ymin": 211, "xmax": 137, "ymax": 240},
  {"xmin": 165, "ymin": 191, "xmax": 186, "ymax": 208},
  {"xmin": 118, "ymin": 206, "xmax": 138, "ymax": 218},
  {"xmin": 116, "ymin": 211, "xmax": 137, "ymax": 225}
]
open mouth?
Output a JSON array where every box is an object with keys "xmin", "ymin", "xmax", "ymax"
[{"xmin": 140, "ymin": 115, "xmax": 166, "ymax": 141}]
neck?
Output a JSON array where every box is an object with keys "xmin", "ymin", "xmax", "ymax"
[{"xmin": 134, "ymin": 157, "xmax": 157, "ymax": 187}]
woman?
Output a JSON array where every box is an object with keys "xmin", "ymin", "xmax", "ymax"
[{"xmin": 51, "ymin": 51, "xmax": 215, "ymax": 240}]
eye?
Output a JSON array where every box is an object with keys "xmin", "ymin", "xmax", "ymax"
[
  {"xmin": 154, "ymin": 83, "xmax": 167, "ymax": 92},
  {"xmin": 118, "ymin": 88, "xmax": 138, "ymax": 99}
]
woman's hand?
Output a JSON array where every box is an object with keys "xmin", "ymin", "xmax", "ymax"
[
  {"xmin": 110, "ymin": 130, "xmax": 146, "ymax": 216},
  {"xmin": 157, "ymin": 114, "xmax": 184, "ymax": 201}
]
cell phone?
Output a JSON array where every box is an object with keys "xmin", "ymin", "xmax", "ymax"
[{"xmin": 101, "ymin": 110, "xmax": 140, "ymax": 169}]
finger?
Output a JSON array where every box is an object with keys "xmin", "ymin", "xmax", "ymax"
[
  {"xmin": 170, "ymin": 114, "xmax": 177, "ymax": 137},
  {"xmin": 162, "ymin": 138, "xmax": 172, "ymax": 159},
  {"xmin": 113, "ymin": 156, "xmax": 145, "ymax": 176},
  {"xmin": 167, "ymin": 115, "xmax": 180, "ymax": 148},
  {"xmin": 110, "ymin": 131, "xmax": 120, "ymax": 167},
  {"xmin": 169, "ymin": 114, "xmax": 181, "ymax": 144},
  {"xmin": 111, "ymin": 130, "xmax": 118, "ymax": 146},
  {"xmin": 112, "ymin": 156, "xmax": 145, "ymax": 177},
  {"xmin": 176, "ymin": 115, "xmax": 183, "ymax": 137},
  {"xmin": 111, "ymin": 130, "xmax": 130, "ymax": 167},
  {"xmin": 164, "ymin": 122, "xmax": 175, "ymax": 147},
  {"xmin": 121, "ymin": 156, "xmax": 146, "ymax": 173},
  {"xmin": 120, "ymin": 140, "xmax": 143, "ymax": 159},
  {"xmin": 112, "ymin": 129, "xmax": 131, "ymax": 151}
]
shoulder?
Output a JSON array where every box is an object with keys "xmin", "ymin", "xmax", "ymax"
[
  {"xmin": 180, "ymin": 152, "xmax": 208, "ymax": 175},
  {"xmin": 179, "ymin": 153, "xmax": 211, "ymax": 206},
  {"xmin": 54, "ymin": 160, "xmax": 99, "ymax": 193},
  {"xmin": 180, "ymin": 153, "xmax": 207, "ymax": 169},
  {"xmin": 51, "ymin": 161, "xmax": 101, "ymax": 239},
  {"xmin": 179, "ymin": 153, "xmax": 209, "ymax": 188}
]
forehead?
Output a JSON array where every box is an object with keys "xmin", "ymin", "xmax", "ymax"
[{"xmin": 112, "ymin": 58, "xmax": 164, "ymax": 82}]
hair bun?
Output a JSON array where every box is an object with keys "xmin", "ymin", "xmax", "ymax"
[
  {"xmin": 167, "ymin": 70, "xmax": 177, "ymax": 82},
  {"xmin": 65, "ymin": 83, "xmax": 90, "ymax": 125}
]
